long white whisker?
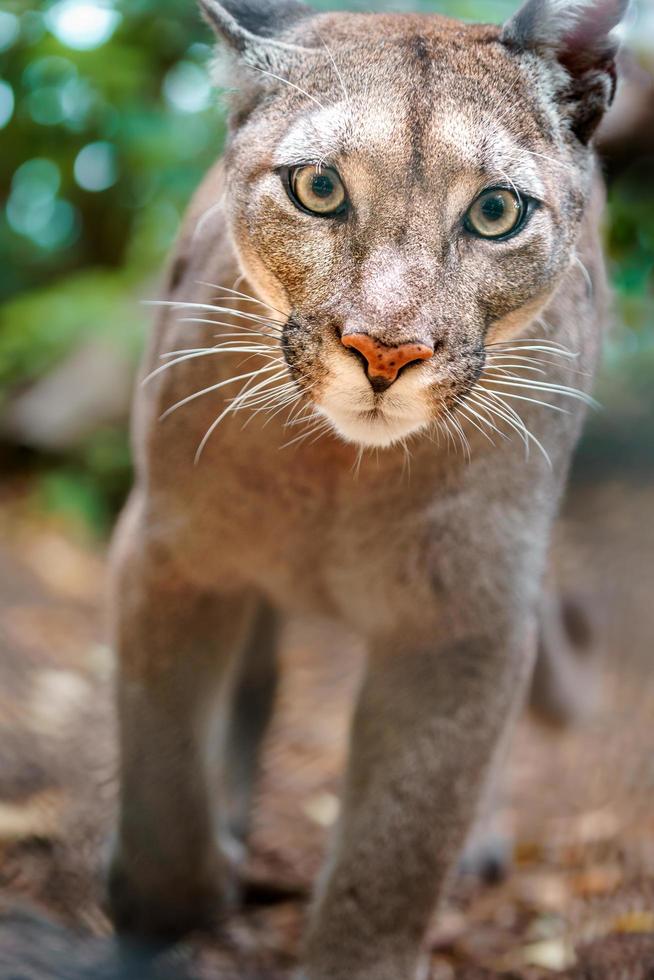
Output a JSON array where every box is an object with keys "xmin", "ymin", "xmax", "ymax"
[
  {"xmin": 160, "ymin": 364, "xmax": 279, "ymax": 420},
  {"xmin": 285, "ymin": 399, "xmax": 314, "ymax": 427},
  {"xmin": 280, "ymin": 416, "xmax": 328, "ymax": 450},
  {"xmin": 468, "ymin": 391, "xmax": 530, "ymax": 454},
  {"xmin": 193, "ymin": 199, "xmax": 224, "ymax": 241},
  {"xmin": 485, "ymin": 340, "xmax": 577, "ymax": 357},
  {"xmin": 224, "ymin": 368, "xmax": 291, "ymax": 415},
  {"xmin": 474, "ymin": 391, "xmax": 533, "ymax": 459},
  {"xmin": 483, "ymin": 389, "xmax": 552, "ymax": 467},
  {"xmin": 319, "ymin": 37, "xmax": 350, "ymax": 106},
  {"xmin": 176, "ymin": 317, "xmax": 281, "ymax": 340},
  {"xmin": 485, "ymin": 362, "xmax": 548, "ymax": 376},
  {"xmin": 163, "ymin": 344, "xmax": 277, "ymax": 357},
  {"xmin": 248, "ymin": 64, "xmax": 327, "ymax": 110},
  {"xmin": 483, "ymin": 377, "xmax": 597, "ymax": 406},
  {"xmin": 194, "ymin": 369, "xmax": 290, "ymax": 462},
  {"xmin": 444, "ymin": 407, "xmax": 471, "ymax": 460},
  {"xmin": 482, "ymin": 388, "xmax": 571, "ymax": 414},
  {"xmin": 460, "ymin": 397, "xmax": 510, "ymax": 442},
  {"xmin": 521, "ymin": 148, "xmax": 575, "ymax": 173},
  {"xmin": 455, "ymin": 404, "xmax": 497, "ymax": 446},
  {"xmin": 569, "ymin": 253, "xmax": 593, "ymax": 297},
  {"xmin": 146, "ymin": 347, "xmax": 281, "ymax": 384},
  {"xmin": 237, "ymin": 390, "xmax": 299, "ymax": 429},
  {"xmin": 145, "ymin": 300, "xmax": 283, "ymax": 328},
  {"xmin": 258, "ymin": 392, "xmax": 303, "ymax": 429},
  {"xmin": 229, "ymin": 381, "xmax": 296, "ymax": 412},
  {"xmin": 196, "ymin": 281, "xmax": 287, "ymax": 318},
  {"xmin": 486, "ymin": 353, "xmax": 591, "ymax": 378}
]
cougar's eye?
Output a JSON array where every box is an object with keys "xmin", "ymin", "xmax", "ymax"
[
  {"xmin": 464, "ymin": 187, "xmax": 526, "ymax": 240},
  {"xmin": 286, "ymin": 164, "xmax": 347, "ymax": 217}
]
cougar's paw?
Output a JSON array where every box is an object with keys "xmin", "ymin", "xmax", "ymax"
[{"xmin": 107, "ymin": 851, "xmax": 237, "ymax": 940}]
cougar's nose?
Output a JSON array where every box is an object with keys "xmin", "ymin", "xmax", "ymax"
[{"xmin": 341, "ymin": 332, "xmax": 434, "ymax": 390}]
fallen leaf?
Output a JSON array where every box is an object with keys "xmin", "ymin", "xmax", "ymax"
[{"xmin": 612, "ymin": 910, "xmax": 654, "ymax": 934}]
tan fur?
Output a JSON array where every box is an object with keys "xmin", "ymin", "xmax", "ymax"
[{"xmin": 107, "ymin": 1, "xmax": 625, "ymax": 976}]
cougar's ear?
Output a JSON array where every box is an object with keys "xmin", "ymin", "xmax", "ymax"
[
  {"xmin": 199, "ymin": 0, "xmax": 314, "ymax": 58},
  {"xmin": 500, "ymin": 0, "xmax": 630, "ymax": 142}
]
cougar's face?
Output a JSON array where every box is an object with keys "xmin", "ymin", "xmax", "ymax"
[{"xmin": 223, "ymin": 20, "xmax": 591, "ymax": 448}]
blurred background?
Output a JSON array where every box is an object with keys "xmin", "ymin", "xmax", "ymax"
[{"xmin": 0, "ymin": 1, "xmax": 653, "ymax": 978}]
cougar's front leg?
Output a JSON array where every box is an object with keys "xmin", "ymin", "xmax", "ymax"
[
  {"xmin": 302, "ymin": 620, "xmax": 535, "ymax": 980},
  {"xmin": 107, "ymin": 510, "xmax": 257, "ymax": 938}
]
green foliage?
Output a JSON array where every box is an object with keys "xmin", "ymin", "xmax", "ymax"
[
  {"xmin": 606, "ymin": 163, "xmax": 654, "ymax": 338},
  {"xmin": 0, "ymin": 0, "xmax": 227, "ymax": 395},
  {"xmin": 0, "ymin": 268, "xmax": 144, "ymax": 393}
]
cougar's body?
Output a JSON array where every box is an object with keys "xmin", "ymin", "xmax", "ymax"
[
  {"xmin": 109, "ymin": 4, "xmax": 624, "ymax": 977},
  {"xmin": 127, "ymin": 161, "xmax": 604, "ymax": 624}
]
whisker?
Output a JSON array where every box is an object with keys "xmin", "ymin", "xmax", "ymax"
[
  {"xmin": 145, "ymin": 299, "xmax": 284, "ymax": 328},
  {"xmin": 455, "ymin": 404, "xmax": 497, "ymax": 446},
  {"xmin": 280, "ymin": 415, "xmax": 331, "ymax": 450},
  {"xmin": 258, "ymin": 392, "xmax": 304, "ymax": 429},
  {"xmin": 485, "ymin": 339, "xmax": 577, "ymax": 356},
  {"xmin": 569, "ymin": 253, "xmax": 593, "ymax": 297},
  {"xmin": 223, "ymin": 368, "xmax": 290, "ymax": 412},
  {"xmin": 485, "ymin": 361, "xmax": 548, "ymax": 376},
  {"xmin": 482, "ymin": 389, "xmax": 552, "ymax": 467},
  {"xmin": 482, "ymin": 376, "xmax": 597, "ymax": 407},
  {"xmin": 521, "ymin": 148, "xmax": 575, "ymax": 173},
  {"xmin": 499, "ymin": 168, "xmax": 521, "ymax": 203},
  {"xmin": 247, "ymin": 64, "xmax": 327, "ymax": 110},
  {"xmin": 319, "ymin": 37, "xmax": 351, "ymax": 106},
  {"xmin": 229, "ymin": 381, "xmax": 297, "ymax": 413},
  {"xmin": 468, "ymin": 391, "xmax": 530, "ymax": 454},
  {"xmin": 177, "ymin": 316, "xmax": 282, "ymax": 338},
  {"xmin": 444, "ymin": 407, "xmax": 471, "ymax": 460},
  {"xmin": 162, "ymin": 344, "xmax": 278, "ymax": 357},
  {"xmin": 192, "ymin": 198, "xmax": 225, "ymax": 241},
  {"xmin": 459, "ymin": 397, "xmax": 509, "ymax": 443},
  {"xmin": 485, "ymin": 352, "xmax": 588, "ymax": 374},
  {"xmin": 146, "ymin": 347, "xmax": 281, "ymax": 384},
  {"xmin": 196, "ymin": 281, "xmax": 287, "ymax": 318},
  {"xmin": 398, "ymin": 437, "xmax": 412, "ymax": 481},
  {"xmin": 160, "ymin": 363, "xmax": 280, "ymax": 421},
  {"xmin": 482, "ymin": 387, "xmax": 571, "ymax": 414},
  {"xmin": 194, "ymin": 368, "xmax": 290, "ymax": 461}
]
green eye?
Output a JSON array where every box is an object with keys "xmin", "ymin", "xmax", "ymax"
[
  {"xmin": 287, "ymin": 164, "xmax": 347, "ymax": 216},
  {"xmin": 465, "ymin": 187, "xmax": 525, "ymax": 240}
]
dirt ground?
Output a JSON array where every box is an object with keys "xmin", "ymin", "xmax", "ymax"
[{"xmin": 0, "ymin": 469, "xmax": 653, "ymax": 979}]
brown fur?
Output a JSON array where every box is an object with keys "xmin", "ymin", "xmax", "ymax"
[{"xmin": 107, "ymin": 1, "xmax": 625, "ymax": 976}]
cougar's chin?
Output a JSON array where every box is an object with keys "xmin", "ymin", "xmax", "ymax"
[{"xmin": 316, "ymin": 404, "xmax": 430, "ymax": 448}]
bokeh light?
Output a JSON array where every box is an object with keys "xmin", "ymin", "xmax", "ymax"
[
  {"xmin": 163, "ymin": 60, "xmax": 212, "ymax": 113},
  {"xmin": 45, "ymin": 0, "xmax": 122, "ymax": 51},
  {"xmin": 6, "ymin": 158, "xmax": 80, "ymax": 251},
  {"xmin": 0, "ymin": 80, "xmax": 14, "ymax": 129},
  {"xmin": 0, "ymin": 11, "xmax": 20, "ymax": 52},
  {"xmin": 74, "ymin": 141, "xmax": 119, "ymax": 192}
]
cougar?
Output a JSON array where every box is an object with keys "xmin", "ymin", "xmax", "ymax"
[{"xmin": 107, "ymin": 0, "xmax": 627, "ymax": 976}]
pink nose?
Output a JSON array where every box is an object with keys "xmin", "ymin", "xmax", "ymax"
[{"xmin": 341, "ymin": 332, "xmax": 434, "ymax": 386}]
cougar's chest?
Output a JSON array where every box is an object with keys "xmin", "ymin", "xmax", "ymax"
[{"xmin": 162, "ymin": 424, "xmax": 444, "ymax": 616}]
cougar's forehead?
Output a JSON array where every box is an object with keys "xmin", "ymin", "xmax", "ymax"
[{"xmin": 273, "ymin": 94, "xmax": 548, "ymax": 212}]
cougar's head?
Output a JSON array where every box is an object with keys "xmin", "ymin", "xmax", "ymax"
[{"xmin": 200, "ymin": 0, "xmax": 626, "ymax": 448}]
